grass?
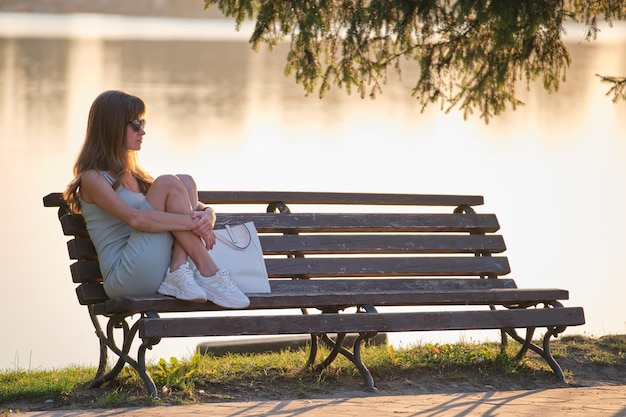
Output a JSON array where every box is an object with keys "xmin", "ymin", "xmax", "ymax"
[
  {"xmin": 555, "ymin": 334, "xmax": 626, "ymax": 365},
  {"xmin": 0, "ymin": 366, "xmax": 94, "ymax": 401},
  {"xmin": 1, "ymin": 334, "xmax": 625, "ymax": 412}
]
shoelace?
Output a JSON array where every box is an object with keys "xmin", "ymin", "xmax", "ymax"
[
  {"xmin": 216, "ymin": 273, "xmax": 238, "ymax": 291},
  {"xmin": 178, "ymin": 265, "xmax": 199, "ymax": 287}
]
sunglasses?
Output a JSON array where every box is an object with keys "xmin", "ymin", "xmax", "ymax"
[{"xmin": 129, "ymin": 118, "xmax": 146, "ymax": 132}]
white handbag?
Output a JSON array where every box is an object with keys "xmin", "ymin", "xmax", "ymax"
[{"xmin": 209, "ymin": 222, "xmax": 271, "ymax": 293}]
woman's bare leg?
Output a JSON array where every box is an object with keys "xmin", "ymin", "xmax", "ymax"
[
  {"xmin": 145, "ymin": 174, "xmax": 218, "ymax": 277},
  {"xmin": 145, "ymin": 174, "xmax": 248, "ymax": 308}
]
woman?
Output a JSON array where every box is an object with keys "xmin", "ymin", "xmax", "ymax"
[{"xmin": 63, "ymin": 90, "xmax": 249, "ymax": 309}]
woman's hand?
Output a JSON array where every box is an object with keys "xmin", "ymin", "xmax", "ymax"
[
  {"xmin": 191, "ymin": 209, "xmax": 217, "ymax": 249},
  {"xmin": 201, "ymin": 230, "xmax": 217, "ymax": 250}
]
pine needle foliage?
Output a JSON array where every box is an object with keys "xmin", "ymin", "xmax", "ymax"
[{"xmin": 204, "ymin": 0, "xmax": 626, "ymax": 123}]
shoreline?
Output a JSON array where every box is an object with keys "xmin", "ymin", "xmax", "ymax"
[
  {"xmin": 0, "ymin": 0, "xmax": 224, "ymax": 19},
  {"xmin": 0, "ymin": 10, "xmax": 253, "ymax": 40}
]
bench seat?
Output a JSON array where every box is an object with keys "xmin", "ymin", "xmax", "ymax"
[{"xmin": 99, "ymin": 282, "xmax": 572, "ymax": 314}]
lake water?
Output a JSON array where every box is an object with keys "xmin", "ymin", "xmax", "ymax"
[{"xmin": 1, "ymin": 13, "xmax": 626, "ymax": 370}]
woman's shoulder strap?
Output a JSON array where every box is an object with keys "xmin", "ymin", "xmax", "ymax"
[{"xmin": 99, "ymin": 171, "xmax": 115, "ymax": 185}]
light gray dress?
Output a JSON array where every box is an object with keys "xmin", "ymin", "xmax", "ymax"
[{"xmin": 80, "ymin": 172, "xmax": 174, "ymax": 298}]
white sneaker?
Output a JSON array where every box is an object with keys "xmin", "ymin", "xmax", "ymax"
[
  {"xmin": 158, "ymin": 263, "xmax": 207, "ymax": 303},
  {"xmin": 194, "ymin": 269, "xmax": 250, "ymax": 309}
]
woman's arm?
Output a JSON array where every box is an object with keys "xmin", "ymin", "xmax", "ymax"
[
  {"xmin": 80, "ymin": 170, "xmax": 198, "ymax": 233},
  {"xmin": 195, "ymin": 202, "xmax": 216, "ymax": 223}
]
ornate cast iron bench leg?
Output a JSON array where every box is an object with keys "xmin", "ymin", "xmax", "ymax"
[
  {"xmin": 315, "ymin": 331, "xmax": 378, "ymax": 392},
  {"xmin": 502, "ymin": 301, "xmax": 568, "ymax": 383},
  {"xmin": 88, "ymin": 316, "xmax": 132, "ymax": 389},
  {"xmin": 306, "ymin": 304, "xmax": 379, "ymax": 392},
  {"xmin": 86, "ymin": 310, "xmax": 161, "ymax": 396}
]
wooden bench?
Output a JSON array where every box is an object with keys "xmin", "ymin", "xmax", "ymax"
[{"xmin": 43, "ymin": 191, "xmax": 585, "ymax": 396}]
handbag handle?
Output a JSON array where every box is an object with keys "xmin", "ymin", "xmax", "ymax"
[{"xmin": 215, "ymin": 222, "xmax": 252, "ymax": 250}]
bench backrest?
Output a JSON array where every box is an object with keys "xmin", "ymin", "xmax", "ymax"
[{"xmin": 43, "ymin": 191, "xmax": 510, "ymax": 306}]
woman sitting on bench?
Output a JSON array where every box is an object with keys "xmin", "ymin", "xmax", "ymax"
[{"xmin": 63, "ymin": 90, "xmax": 249, "ymax": 309}]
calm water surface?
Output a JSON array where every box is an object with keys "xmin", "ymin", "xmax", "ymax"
[{"xmin": 1, "ymin": 13, "xmax": 626, "ymax": 369}]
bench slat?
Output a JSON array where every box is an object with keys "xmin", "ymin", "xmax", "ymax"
[
  {"xmin": 259, "ymin": 234, "xmax": 506, "ymax": 255},
  {"xmin": 85, "ymin": 277, "xmax": 518, "ymax": 309},
  {"xmin": 76, "ymin": 282, "xmax": 109, "ymax": 305},
  {"xmin": 70, "ymin": 261, "xmax": 102, "ymax": 282},
  {"xmin": 67, "ymin": 235, "xmax": 507, "ymax": 260},
  {"xmin": 216, "ymin": 213, "xmax": 500, "ymax": 233},
  {"xmin": 69, "ymin": 255, "xmax": 510, "ymax": 283},
  {"xmin": 198, "ymin": 191, "xmax": 484, "ymax": 207},
  {"xmin": 103, "ymin": 288, "xmax": 572, "ymax": 314},
  {"xmin": 83, "ymin": 277, "xmax": 518, "ymax": 308},
  {"xmin": 60, "ymin": 214, "xmax": 88, "ymax": 237},
  {"xmin": 268, "ymin": 278, "xmax": 518, "ymax": 292},
  {"xmin": 140, "ymin": 307, "xmax": 586, "ymax": 338},
  {"xmin": 265, "ymin": 256, "xmax": 510, "ymax": 278},
  {"xmin": 44, "ymin": 191, "xmax": 486, "ymax": 208},
  {"xmin": 59, "ymin": 212, "xmax": 500, "ymax": 236},
  {"xmin": 68, "ymin": 238, "xmax": 97, "ymax": 260}
]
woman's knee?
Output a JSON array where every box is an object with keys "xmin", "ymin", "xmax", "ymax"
[
  {"xmin": 153, "ymin": 174, "xmax": 184, "ymax": 190},
  {"xmin": 148, "ymin": 175, "xmax": 187, "ymax": 200},
  {"xmin": 175, "ymin": 174, "xmax": 197, "ymax": 193},
  {"xmin": 144, "ymin": 175, "xmax": 180, "ymax": 210}
]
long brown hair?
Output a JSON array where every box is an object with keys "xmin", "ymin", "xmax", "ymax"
[{"xmin": 64, "ymin": 90, "xmax": 154, "ymax": 213}]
